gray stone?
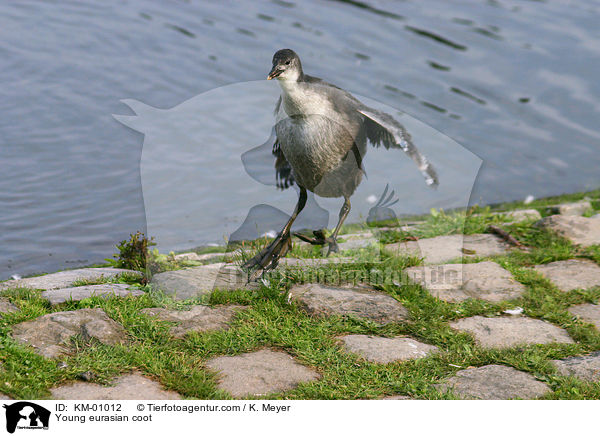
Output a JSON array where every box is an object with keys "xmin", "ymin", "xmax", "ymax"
[
  {"xmin": 385, "ymin": 234, "xmax": 510, "ymax": 264},
  {"xmin": 141, "ymin": 305, "xmax": 247, "ymax": 337},
  {"xmin": 374, "ymin": 226, "xmax": 415, "ymax": 232},
  {"xmin": 404, "ymin": 261, "xmax": 526, "ymax": 303},
  {"xmin": 547, "ymin": 201, "xmax": 593, "ymax": 216},
  {"xmin": 0, "ymin": 268, "xmax": 140, "ymax": 291},
  {"xmin": 450, "ymin": 316, "xmax": 573, "ymax": 348},
  {"xmin": 500, "ymin": 209, "xmax": 542, "ymax": 222},
  {"xmin": 0, "ymin": 393, "xmax": 11, "ymax": 400},
  {"xmin": 405, "ymin": 262, "xmax": 526, "ymax": 302},
  {"xmin": 533, "ymin": 259, "xmax": 600, "ymax": 292},
  {"xmin": 536, "ymin": 215, "xmax": 600, "ymax": 247},
  {"xmin": 11, "ymin": 308, "xmax": 127, "ymax": 359},
  {"xmin": 50, "ymin": 372, "xmax": 181, "ymax": 399},
  {"xmin": 277, "ymin": 257, "xmax": 352, "ymax": 267},
  {"xmin": 382, "ymin": 395, "xmax": 413, "ymax": 400},
  {"xmin": 339, "ymin": 231, "xmax": 375, "ymax": 240},
  {"xmin": 174, "ymin": 252, "xmax": 226, "ymax": 263},
  {"xmin": 0, "ymin": 298, "xmax": 18, "ymax": 315},
  {"xmin": 551, "ymin": 352, "xmax": 600, "ymax": 381},
  {"xmin": 438, "ymin": 365, "xmax": 549, "ymax": 399},
  {"xmin": 591, "ymin": 213, "xmax": 600, "ymax": 220},
  {"xmin": 288, "ymin": 283, "xmax": 410, "ymax": 324},
  {"xmin": 338, "ymin": 335, "xmax": 438, "ymax": 363},
  {"xmin": 205, "ymin": 349, "xmax": 320, "ymax": 397},
  {"xmin": 151, "ymin": 263, "xmax": 258, "ymax": 300},
  {"xmin": 41, "ymin": 284, "xmax": 144, "ymax": 305},
  {"xmin": 568, "ymin": 303, "xmax": 600, "ymax": 330},
  {"xmin": 337, "ymin": 232, "xmax": 378, "ymax": 251}
]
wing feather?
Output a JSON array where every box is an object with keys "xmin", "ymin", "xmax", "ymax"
[{"xmin": 358, "ymin": 106, "xmax": 439, "ymax": 187}]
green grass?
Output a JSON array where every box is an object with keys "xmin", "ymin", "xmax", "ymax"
[{"xmin": 1, "ymin": 193, "xmax": 600, "ymax": 399}]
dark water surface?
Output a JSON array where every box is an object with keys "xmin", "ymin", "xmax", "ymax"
[{"xmin": 1, "ymin": 0, "xmax": 599, "ymax": 279}]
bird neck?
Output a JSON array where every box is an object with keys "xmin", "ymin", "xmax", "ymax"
[{"xmin": 278, "ymin": 72, "xmax": 304, "ymax": 96}]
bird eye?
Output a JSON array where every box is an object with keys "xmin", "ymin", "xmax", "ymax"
[{"xmin": 285, "ymin": 61, "xmax": 291, "ymax": 65}]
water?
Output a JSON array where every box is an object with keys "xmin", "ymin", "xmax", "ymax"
[{"xmin": 1, "ymin": 0, "xmax": 599, "ymax": 280}]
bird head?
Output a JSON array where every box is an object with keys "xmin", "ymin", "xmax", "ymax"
[{"xmin": 268, "ymin": 49, "xmax": 303, "ymax": 81}]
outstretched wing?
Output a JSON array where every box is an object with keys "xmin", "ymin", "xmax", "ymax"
[{"xmin": 358, "ymin": 106, "xmax": 439, "ymax": 187}]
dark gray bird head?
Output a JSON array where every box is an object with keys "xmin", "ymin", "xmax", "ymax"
[{"xmin": 267, "ymin": 49, "xmax": 303, "ymax": 82}]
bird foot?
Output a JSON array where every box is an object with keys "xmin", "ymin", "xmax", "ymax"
[
  {"xmin": 293, "ymin": 229, "xmax": 328, "ymax": 245},
  {"xmin": 242, "ymin": 231, "xmax": 292, "ymax": 281},
  {"xmin": 294, "ymin": 230, "xmax": 338, "ymax": 256},
  {"xmin": 326, "ymin": 239, "xmax": 339, "ymax": 256}
]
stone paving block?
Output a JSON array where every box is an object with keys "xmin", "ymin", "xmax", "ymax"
[
  {"xmin": 404, "ymin": 261, "xmax": 526, "ymax": 303},
  {"xmin": 174, "ymin": 252, "xmax": 226, "ymax": 262},
  {"xmin": 500, "ymin": 209, "xmax": 542, "ymax": 222},
  {"xmin": 384, "ymin": 234, "xmax": 510, "ymax": 264},
  {"xmin": 536, "ymin": 215, "xmax": 600, "ymax": 247},
  {"xmin": 568, "ymin": 303, "xmax": 600, "ymax": 330},
  {"xmin": 141, "ymin": 305, "xmax": 247, "ymax": 337},
  {"xmin": 547, "ymin": 201, "xmax": 593, "ymax": 216},
  {"xmin": 50, "ymin": 372, "xmax": 181, "ymax": 399},
  {"xmin": 41, "ymin": 284, "xmax": 144, "ymax": 305},
  {"xmin": 381, "ymin": 395, "xmax": 413, "ymax": 400},
  {"xmin": 437, "ymin": 365, "xmax": 550, "ymax": 399},
  {"xmin": 338, "ymin": 335, "xmax": 438, "ymax": 363},
  {"xmin": 205, "ymin": 349, "xmax": 320, "ymax": 397},
  {"xmin": 449, "ymin": 316, "xmax": 573, "ymax": 348},
  {"xmin": 0, "ymin": 298, "xmax": 18, "ymax": 315},
  {"xmin": 533, "ymin": 259, "xmax": 600, "ymax": 292},
  {"xmin": 551, "ymin": 352, "xmax": 600, "ymax": 382},
  {"xmin": 11, "ymin": 308, "xmax": 128, "ymax": 359},
  {"xmin": 151, "ymin": 263, "xmax": 258, "ymax": 300},
  {"xmin": 288, "ymin": 283, "xmax": 409, "ymax": 324},
  {"xmin": 337, "ymin": 233, "xmax": 378, "ymax": 251},
  {"xmin": 0, "ymin": 268, "xmax": 141, "ymax": 291},
  {"xmin": 277, "ymin": 257, "xmax": 352, "ymax": 267}
]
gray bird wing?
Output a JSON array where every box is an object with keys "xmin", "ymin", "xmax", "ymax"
[
  {"xmin": 358, "ymin": 106, "xmax": 439, "ymax": 187},
  {"xmin": 270, "ymin": 97, "xmax": 295, "ymax": 190},
  {"xmin": 272, "ymin": 137, "xmax": 295, "ymax": 190}
]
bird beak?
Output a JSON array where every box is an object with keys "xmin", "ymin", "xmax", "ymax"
[{"xmin": 267, "ymin": 66, "xmax": 283, "ymax": 80}]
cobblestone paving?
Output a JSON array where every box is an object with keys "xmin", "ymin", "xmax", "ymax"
[
  {"xmin": 568, "ymin": 304, "xmax": 600, "ymax": 330},
  {"xmin": 288, "ymin": 283, "xmax": 410, "ymax": 324},
  {"xmin": 337, "ymin": 335, "xmax": 438, "ymax": 363},
  {"xmin": 0, "ymin": 298, "xmax": 19, "ymax": 315},
  {"xmin": 551, "ymin": 352, "xmax": 600, "ymax": 382},
  {"xmin": 50, "ymin": 372, "xmax": 181, "ymax": 400},
  {"xmin": 449, "ymin": 316, "xmax": 573, "ymax": 348},
  {"xmin": 437, "ymin": 365, "xmax": 550, "ymax": 399},
  {"xmin": 205, "ymin": 349, "xmax": 320, "ymax": 397},
  {"xmin": 151, "ymin": 263, "xmax": 259, "ymax": 300},
  {"xmin": 533, "ymin": 259, "xmax": 600, "ymax": 292},
  {"xmin": 404, "ymin": 261, "xmax": 526, "ymax": 302},
  {"xmin": 385, "ymin": 234, "xmax": 511, "ymax": 264},
  {"xmin": 2, "ymin": 202, "xmax": 600, "ymax": 400},
  {"xmin": 0, "ymin": 268, "xmax": 140, "ymax": 291},
  {"xmin": 11, "ymin": 308, "xmax": 128, "ymax": 359},
  {"xmin": 140, "ymin": 305, "xmax": 247, "ymax": 338},
  {"xmin": 536, "ymin": 215, "xmax": 600, "ymax": 246},
  {"xmin": 41, "ymin": 284, "xmax": 144, "ymax": 305}
]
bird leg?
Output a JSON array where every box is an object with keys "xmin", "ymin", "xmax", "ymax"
[
  {"xmin": 327, "ymin": 196, "xmax": 351, "ymax": 255},
  {"xmin": 294, "ymin": 196, "xmax": 351, "ymax": 256},
  {"xmin": 242, "ymin": 187, "xmax": 307, "ymax": 279}
]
